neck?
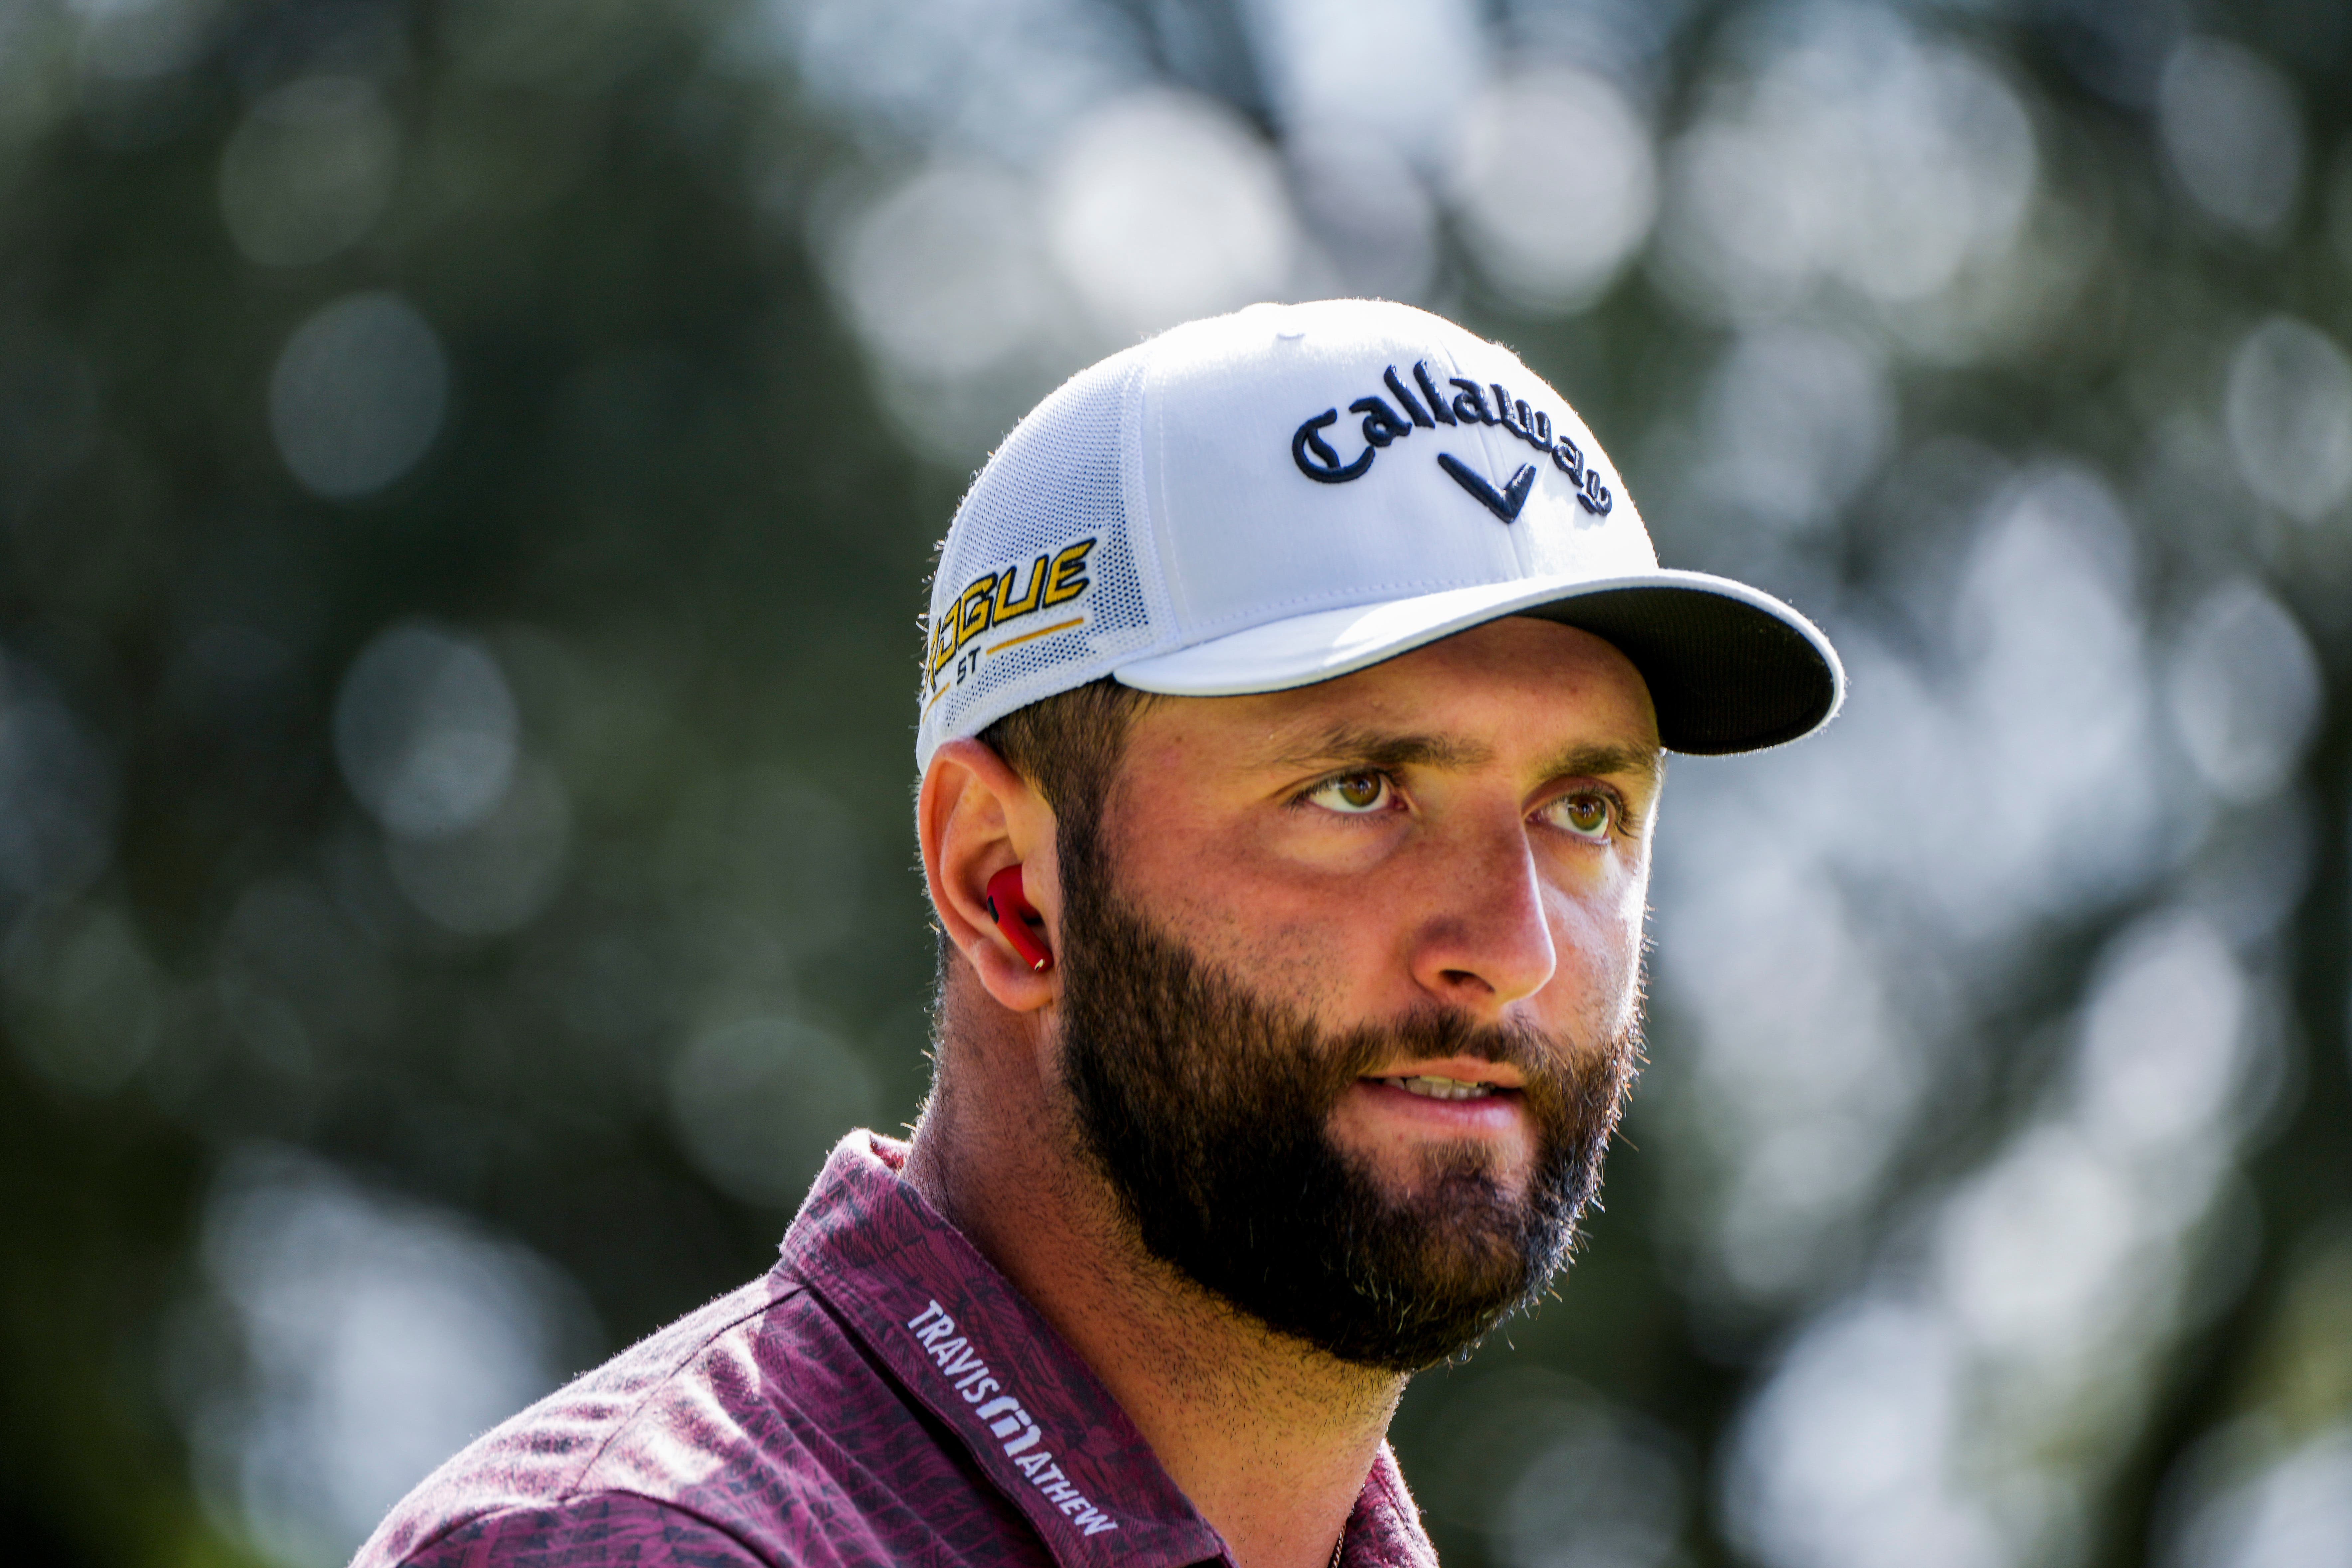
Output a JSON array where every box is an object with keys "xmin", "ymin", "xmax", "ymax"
[{"xmin": 905, "ymin": 996, "xmax": 1403, "ymax": 1568}]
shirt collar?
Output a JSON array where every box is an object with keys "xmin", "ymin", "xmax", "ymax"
[
  {"xmin": 783, "ymin": 1132, "xmax": 1223, "ymax": 1568},
  {"xmin": 780, "ymin": 1133, "xmax": 1435, "ymax": 1568}
]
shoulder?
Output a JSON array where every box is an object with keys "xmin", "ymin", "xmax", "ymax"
[
  {"xmin": 369, "ymin": 1490, "xmax": 812, "ymax": 1567},
  {"xmin": 358, "ymin": 1273, "xmax": 868, "ymax": 1567},
  {"xmin": 376, "ymin": 1492, "xmax": 763, "ymax": 1567}
]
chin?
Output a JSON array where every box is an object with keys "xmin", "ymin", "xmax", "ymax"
[
  {"xmin": 1389, "ymin": 1131, "xmax": 1530, "ymax": 1190},
  {"xmin": 1380, "ymin": 1153, "xmax": 1546, "ymax": 1278}
]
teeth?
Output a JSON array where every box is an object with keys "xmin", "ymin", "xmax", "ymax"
[{"xmin": 1382, "ymin": 1075, "xmax": 1496, "ymax": 1101}]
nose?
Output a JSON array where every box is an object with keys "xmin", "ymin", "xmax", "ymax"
[{"xmin": 1406, "ymin": 812, "xmax": 1557, "ymax": 1015}]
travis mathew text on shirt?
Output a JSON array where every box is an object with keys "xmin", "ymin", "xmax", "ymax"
[
  {"xmin": 902, "ymin": 1297, "xmax": 1118, "ymax": 1535},
  {"xmin": 351, "ymin": 1132, "xmax": 1439, "ymax": 1568}
]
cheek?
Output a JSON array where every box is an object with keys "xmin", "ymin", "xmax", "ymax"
[
  {"xmin": 1546, "ymin": 865, "xmax": 1648, "ymax": 986},
  {"xmin": 1113, "ymin": 845, "xmax": 1408, "ymax": 1026},
  {"xmin": 1173, "ymin": 880, "xmax": 1384, "ymax": 1007},
  {"xmin": 1113, "ymin": 785, "xmax": 1386, "ymax": 923}
]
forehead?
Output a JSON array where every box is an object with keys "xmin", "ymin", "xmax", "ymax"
[{"xmin": 1124, "ymin": 618, "xmax": 1660, "ymax": 777}]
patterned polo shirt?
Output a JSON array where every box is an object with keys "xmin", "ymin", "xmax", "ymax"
[{"xmin": 352, "ymin": 1132, "xmax": 1439, "ymax": 1568}]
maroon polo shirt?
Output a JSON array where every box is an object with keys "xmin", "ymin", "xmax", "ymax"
[{"xmin": 353, "ymin": 1133, "xmax": 1438, "ymax": 1568}]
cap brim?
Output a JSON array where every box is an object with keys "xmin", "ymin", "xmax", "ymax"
[{"xmin": 1112, "ymin": 570, "xmax": 1844, "ymax": 755}]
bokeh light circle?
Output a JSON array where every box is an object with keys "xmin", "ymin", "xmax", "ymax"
[
  {"xmin": 218, "ymin": 76, "xmax": 400, "ymax": 267},
  {"xmin": 1448, "ymin": 67, "xmax": 1655, "ymax": 314},
  {"xmin": 1042, "ymin": 90, "xmax": 1298, "ymax": 341},
  {"xmin": 268, "ymin": 292, "xmax": 449, "ymax": 500}
]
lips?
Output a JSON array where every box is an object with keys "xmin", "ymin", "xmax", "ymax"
[{"xmin": 1368, "ymin": 1074, "xmax": 1514, "ymax": 1102}]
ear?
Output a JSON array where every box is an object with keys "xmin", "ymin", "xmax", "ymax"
[{"xmin": 918, "ymin": 738, "xmax": 1061, "ymax": 1013}]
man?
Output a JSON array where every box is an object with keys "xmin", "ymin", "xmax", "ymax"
[{"xmin": 354, "ymin": 299, "xmax": 1840, "ymax": 1568}]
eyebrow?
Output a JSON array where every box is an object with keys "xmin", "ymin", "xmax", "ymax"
[
  {"xmin": 1536, "ymin": 741, "xmax": 1666, "ymax": 792},
  {"xmin": 1258, "ymin": 725, "xmax": 1663, "ymax": 790},
  {"xmin": 1258, "ymin": 724, "xmax": 1493, "ymax": 773}
]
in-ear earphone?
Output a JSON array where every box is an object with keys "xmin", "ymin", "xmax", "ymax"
[{"xmin": 984, "ymin": 865, "xmax": 1054, "ymax": 973}]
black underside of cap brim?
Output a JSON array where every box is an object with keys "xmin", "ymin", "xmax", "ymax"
[{"xmin": 1516, "ymin": 585, "xmax": 1839, "ymax": 756}]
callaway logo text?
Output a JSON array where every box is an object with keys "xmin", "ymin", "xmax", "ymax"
[{"xmin": 1291, "ymin": 360, "xmax": 1615, "ymax": 522}]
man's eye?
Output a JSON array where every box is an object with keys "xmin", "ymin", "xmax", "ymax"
[
  {"xmin": 1307, "ymin": 772, "xmax": 1393, "ymax": 814},
  {"xmin": 1544, "ymin": 793, "xmax": 1615, "ymax": 840}
]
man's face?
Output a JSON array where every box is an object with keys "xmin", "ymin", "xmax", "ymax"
[{"xmin": 1050, "ymin": 618, "xmax": 1661, "ymax": 1370}]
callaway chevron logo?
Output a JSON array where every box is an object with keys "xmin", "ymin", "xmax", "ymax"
[{"xmin": 1290, "ymin": 360, "xmax": 1614, "ymax": 521}]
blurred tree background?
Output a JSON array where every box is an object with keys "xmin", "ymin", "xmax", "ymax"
[{"xmin": 2, "ymin": 0, "xmax": 2348, "ymax": 1565}]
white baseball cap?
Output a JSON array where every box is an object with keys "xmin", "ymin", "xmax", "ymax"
[{"xmin": 916, "ymin": 298, "xmax": 1842, "ymax": 768}]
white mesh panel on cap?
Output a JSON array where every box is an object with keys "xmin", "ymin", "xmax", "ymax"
[{"xmin": 916, "ymin": 349, "xmax": 1165, "ymax": 767}]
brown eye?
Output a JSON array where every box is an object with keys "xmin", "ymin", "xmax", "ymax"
[{"xmin": 1309, "ymin": 772, "xmax": 1393, "ymax": 814}]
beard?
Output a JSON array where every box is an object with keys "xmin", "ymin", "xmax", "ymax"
[{"xmin": 1051, "ymin": 810, "xmax": 1642, "ymax": 1373}]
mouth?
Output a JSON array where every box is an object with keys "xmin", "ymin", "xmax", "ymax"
[
  {"xmin": 1371, "ymin": 1074, "xmax": 1508, "ymax": 1102},
  {"xmin": 1342, "ymin": 1060, "xmax": 1532, "ymax": 1147}
]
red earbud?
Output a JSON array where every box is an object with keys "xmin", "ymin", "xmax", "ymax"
[{"xmin": 985, "ymin": 865, "xmax": 1054, "ymax": 973}]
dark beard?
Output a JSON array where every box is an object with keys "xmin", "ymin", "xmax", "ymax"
[{"xmin": 1052, "ymin": 810, "xmax": 1641, "ymax": 1373}]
